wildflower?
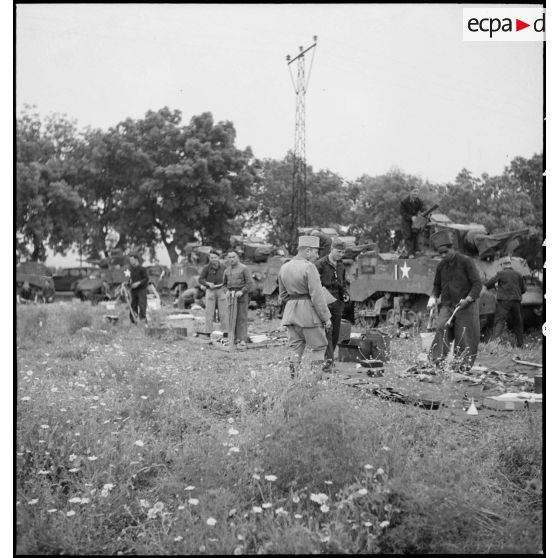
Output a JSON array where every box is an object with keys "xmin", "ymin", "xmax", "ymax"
[
  {"xmin": 199, "ymin": 545, "xmax": 206, "ymax": 552},
  {"xmin": 262, "ymin": 503, "xmax": 272, "ymax": 509},
  {"xmin": 324, "ymin": 480, "xmax": 333, "ymax": 485},
  {"xmin": 174, "ymin": 536, "xmax": 183, "ymax": 542},
  {"xmin": 252, "ymin": 506, "xmax": 263, "ymax": 514},
  {"xmin": 178, "ymin": 505, "xmax": 185, "ymax": 510},
  {"xmin": 310, "ymin": 493, "xmax": 328, "ymax": 505},
  {"xmin": 358, "ymin": 488, "xmax": 368, "ymax": 496},
  {"xmin": 252, "ymin": 474, "xmax": 260, "ymax": 480},
  {"xmin": 364, "ymin": 464, "xmax": 373, "ymax": 470},
  {"xmin": 228, "ymin": 446, "xmax": 240, "ymax": 453},
  {"xmin": 228, "ymin": 508, "xmax": 237, "ymax": 517},
  {"xmin": 228, "ymin": 428, "xmax": 239, "ymax": 436},
  {"xmin": 264, "ymin": 475, "xmax": 277, "ymax": 482},
  {"xmin": 320, "ymin": 504, "xmax": 330, "ymax": 513},
  {"xmin": 134, "ymin": 440, "xmax": 144, "ymax": 447},
  {"xmin": 90, "ymin": 488, "xmax": 97, "ymax": 496},
  {"xmin": 37, "ymin": 470, "xmax": 50, "ymax": 475},
  {"xmin": 233, "ymin": 547, "xmax": 243, "ymax": 555},
  {"xmin": 206, "ymin": 517, "xmax": 217, "ymax": 526},
  {"xmin": 28, "ymin": 499, "xmax": 38, "ymax": 505},
  {"xmin": 294, "ymin": 513, "xmax": 303, "ymax": 519},
  {"xmin": 382, "ymin": 446, "xmax": 391, "ymax": 451},
  {"xmin": 188, "ymin": 498, "xmax": 199, "ymax": 506},
  {"xmin": 60, "ymin": 408, "xmax": 67, "ymax": 412},
  {"xmin": 87, "ymin": 456, "xmax": 98, "ymax": 461},
  {"xmin": 69, "ymin": 454, "xmax": 77, "ymax": 462},
  {"xmin": 185, "ymin": 485, "xmax": 196, "ymax": 491},
  {"xmin": 140, "ymin": 396, "xmax": 148, "ymax": 400},
  {"xmin": 380, "ymin": 520, "xmax": 390, "ymax": 528},
  {"xmin": 237, "ymin": 534, "xmax": 245, "ymax": 541},
  {"xmin": 69, "ymin": 497, "xmax": 82, "ymax": 504},
  {"xmin": 101, "ymin": 484, "xmax": 115, "ymax": 498},
  {"xmin": 66, "ymin": 510, "xmax": 76, "ymax": 517},
  {"xmin": 139, "ymin": 499, "xmax": 150, "ymax": 508},
  {"xmin": 158, "ymin": 389, "xmax": 165, "ymax": 395},
  {"xmin": 227, "ymin": 417, "xmax": 235, "ymax": 424},
  {"xmin": 21, "ymin": 396, "xmax": 30, "ymax": 402},
  {"xmin": 40, "ymin": 424, "xmax": 50, "ymax": 429},
  {"xmin": 376, "ymin": 468, "xmax": 385, "ymax": 476},
  {"xmin": 292, "ymin": 495, "xmax": 300, "ymax": 503},
  {"xmin": 275, "ymin": 507, "xmax": 288, "ymax": 516},
  {"xmin": 319, "ymin": 534, "xmax": 330, "ymax": 543},
  {"xmin": 69, "ymin": 468, "xmax": 79, "ymax": 473},
  {"xmin": 80, "ymin": 498, "xmax": 90, "ymax": 504},
  {"xmin": 364, "ymin": 521, "xmax": 373, "ymax": 527},
  {"xmin": 47, "ymin": 509, "xmax": 57, "ymax": 514}
]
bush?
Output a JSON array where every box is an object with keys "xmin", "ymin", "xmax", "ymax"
[{"xmin": 67, "ymin": 309, "xmax": 93, "ymax": 334}]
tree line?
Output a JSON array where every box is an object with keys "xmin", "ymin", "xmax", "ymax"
[{"xmin": 16, "ymin": 105, "xmax": 543, "ymax": 268}]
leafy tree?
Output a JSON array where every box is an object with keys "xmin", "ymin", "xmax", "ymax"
[
  {"xmin": 250, "ymin": 155, "xmax": 352, "ymax": 251},
  {"xmin": 16, "ymin": 107, "xmax": 85, "ymax": 261},
  {"xmin": 348, "ymin": 170, "xmax": 437, "ymax": 250},
  {"xmin": 110, "ymin": 109, "xmax": 257, "ymax": 262}
]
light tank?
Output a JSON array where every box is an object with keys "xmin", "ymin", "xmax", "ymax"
[{"xmin": 349, "ymin": 212, "xmax": 543, "ymax": 335}]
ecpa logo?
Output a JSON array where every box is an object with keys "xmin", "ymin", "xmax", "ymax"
[{"xmin": 463, "ymin": 8, "xmax": 545, "ymax": 41}]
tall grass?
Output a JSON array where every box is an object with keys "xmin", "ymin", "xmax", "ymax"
[{"xmin": 16, "ymin": 303, "xmax": 543, "ymax": 554}]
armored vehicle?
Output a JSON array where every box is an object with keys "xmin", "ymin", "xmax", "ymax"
[
  {"xmin": 16, "ymin": 262, "xmax": 56, "ymax": 303},
  {"xmin": 349, "ymin": 213, "xmax": 543, "ymax": 334}
]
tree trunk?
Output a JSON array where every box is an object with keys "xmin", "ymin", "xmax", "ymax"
[
  {"xmin": 163, "ymin": 239, "xmax": 180, "ymax": 264},
  {"xmin": 31, "ymin": 233, "xmax": 46, "ymax": 262}
]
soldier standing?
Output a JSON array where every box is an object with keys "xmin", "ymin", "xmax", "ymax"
[
  {"xmin": 128, "ymin": 253, "xmax": 149, "ymax": 324},
  {"xmin": 198, "ymin": 250, "xmax": 228, "ymax": 334},
  {"xmin": 278, "ymin": 236, "xmax": 332, "ymax": 378},
  {"xmin": 314, "ymin": 240, "xmax": 350, "ymax": 371},
  {"xmin": 427, "ymin": 230, "xmax": 482, "ymax": 370},
  {"xmin": 400, "ymin": 187, "xmax": 425, "ymax": 256},
  {"xmin": 223, "ymin": 251, "xmax": 254, "ymax": 348},
  {"xmin": 485, "ymin": 257, "xmax": 526, "ymax": 347}
]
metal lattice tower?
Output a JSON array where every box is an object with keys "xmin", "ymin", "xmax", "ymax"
[{"xmin": 286, "ymin": 36, "xmax": 317, "ymax": 249}]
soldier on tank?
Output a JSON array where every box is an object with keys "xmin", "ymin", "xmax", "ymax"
[
  {"xmin": 400, "ymin": 187, "xmax": 425, "ymax": 257},
  {"xmin": 427, "ymin": 229, "xmax": 482, "ymax": 370}
]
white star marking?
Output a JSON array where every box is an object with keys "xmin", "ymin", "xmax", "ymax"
[
  {"xmin": 399, "ymin": 262, "xmax": 411, "ymax": 279},
  {"xmin": 124, "ymin": 269, "xmax": 131, "ymax": 278}
]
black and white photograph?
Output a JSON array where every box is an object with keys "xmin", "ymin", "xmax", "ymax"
[{"xmin": 15, "ymin": 3, "xmax": 546, "ymax": 554}]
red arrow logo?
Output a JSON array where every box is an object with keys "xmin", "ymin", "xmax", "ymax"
[{"xmin": 516, "ymin": 19, "xmax": 530, "ymax": 31}]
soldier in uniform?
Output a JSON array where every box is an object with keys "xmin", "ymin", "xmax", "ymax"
[
  {"xmin": 311, "ymin": 229, "xmax": 332, "ymax": 259},
  {"xmin": 427, "ymin": 229, "xmax": 482, "ymax": 370},
  {"xmin": 485, "ymin": 256, "xmax": 526, "ymax": 347},
  {"xmin": 314, "ymin": 240, "xmax": 350, "ymax": 371},
  {"xmin": 400, "ymin": 187, "xmax": 425, "ymax": 256},
  {"xmin": 223, "ymin": 250, "xmax": 254, "ymax": 348},
  {"xmin": 278, "ymin": 236, "xmax": 332, "ymax": 378},
  {"xmin": 128, "ymin": 253, "xmax": 149, "ymax": 324},
  {"xmin": 198, "ymin": 250, "xmax": 228, "ymax": 334}
]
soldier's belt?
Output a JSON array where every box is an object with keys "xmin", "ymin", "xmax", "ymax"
[{"xmin": 287, "ymin": 294, "xmax": 311, "ymax": 301}]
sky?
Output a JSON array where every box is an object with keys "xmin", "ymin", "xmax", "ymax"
[{"xmin": 16, "ymin": 3, "xmax": 543, "ymax": 187}]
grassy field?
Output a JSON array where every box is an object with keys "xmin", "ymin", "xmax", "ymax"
[{"xmin": 16, "ymin": 301, "xmax": 543, "ymax": 554}]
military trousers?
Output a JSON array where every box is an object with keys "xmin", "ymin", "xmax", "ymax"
[
  {"xmin": 429, "ymin": 301, "xmax": 480, "ymax": 369},
  {"xmin": 205, "ymin": 287, "xmax": 228, "ymax": 333},
  {"xmin": 493, "ymin": 300, "xmax": 524, "ymax": 347}
]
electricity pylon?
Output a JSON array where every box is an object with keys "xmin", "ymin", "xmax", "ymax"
[{"xmin": 286, "ymin": 36, "xmax": 317, "ymax": 250}]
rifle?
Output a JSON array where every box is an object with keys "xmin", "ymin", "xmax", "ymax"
[{"xmin": 412, "ymin": 204, "xmax": 439, "ymax": 232}]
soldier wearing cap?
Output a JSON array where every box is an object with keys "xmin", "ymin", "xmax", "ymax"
[
  {"xmin": 485, "ymin": 256, "xmax": 526, "ymax": 347},
  {"xmin": 426, "ymin": 229, "xmax": 482, "ymax": 370},
  {"xmin": 278, "ymin": 235, "xmax": 332, "ymax": 378},
  {"xmin": 314, "ymin": 239, "xmax": 350, "ymax": 371},
  {"xmin": 400, "ymin": 187, "xmax": 425, "ymax": 256},
  {"xmin": 128, "ymin": 253, "xmax": 149, "ymax": 324}
]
